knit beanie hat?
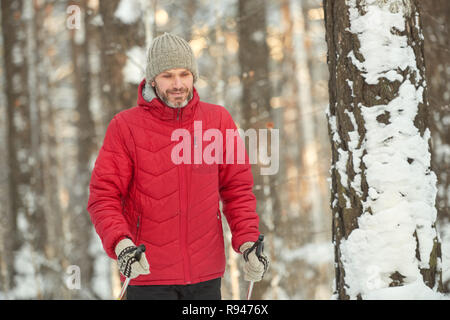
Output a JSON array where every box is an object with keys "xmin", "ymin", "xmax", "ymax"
[{"xmin": 146, "ymin": 32, "xmax": 199, "ymax": 83}]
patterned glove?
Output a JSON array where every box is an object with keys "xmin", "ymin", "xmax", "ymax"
[
  {"xmin": 115, "ymin": 238, "xmax": 150, "ymax": 279},
  {"xmin": 240, "ymin": 241, "xmax": 269, "ymax": 282}
]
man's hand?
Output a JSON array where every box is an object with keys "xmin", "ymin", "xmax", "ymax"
[
  {"xmin": 115, "ymin": 238, "xmax": 150, "ymax": 279},
  {"xmin": 240, "ymin": 241, "xmax": 269, "ymax": 282}
]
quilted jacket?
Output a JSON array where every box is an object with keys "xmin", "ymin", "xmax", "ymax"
[{"xmin": 87, "ymin": 79, "xmax": 260, "ymax": 285}]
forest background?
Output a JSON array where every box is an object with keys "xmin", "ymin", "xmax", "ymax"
[{"xmin": 0, "ymin": 0, "xmax": 448, "ymax": 300}]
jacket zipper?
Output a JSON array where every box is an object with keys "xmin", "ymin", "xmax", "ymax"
[
  {"xmin": 135, "ymin": 214, "xmax": 141, "ymax": 243},
  {"xmin": 176, "ymin": 108, "xmax": 191, "ymax": 284},
  {"xmin": 125, "ymin": 203, "xmax": 141, "ymax": 243}
]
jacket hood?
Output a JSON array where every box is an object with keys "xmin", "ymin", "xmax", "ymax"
[{"xmin": 137, "ymin": 79, "xmax": 200, "ymax": 122}]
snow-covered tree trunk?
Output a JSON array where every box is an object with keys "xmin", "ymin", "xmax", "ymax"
[{"xmin": 324, "ymin": 0, "xmax": 443, "ymax": 299}]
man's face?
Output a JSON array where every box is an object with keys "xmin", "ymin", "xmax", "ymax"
[{"xmin": 152, "ymin": 68, "xmax": 194, "ymax": 108}]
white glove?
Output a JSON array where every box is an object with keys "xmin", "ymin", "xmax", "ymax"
[
  {"xmin": 240, "ymin": 241, "xmax": 269, "ymax": 282},
  {"xmin": 115, "ymin": 238, "xmax": 150, "ymax": 279}
]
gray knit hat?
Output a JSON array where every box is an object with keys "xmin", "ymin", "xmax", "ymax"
[{"xmin": 146, "ymin": 32, "xmax": 198, "ymax": 83}]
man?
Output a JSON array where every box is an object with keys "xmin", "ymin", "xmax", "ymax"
[{"xmin": 87, "ymin": 32, "xmax": 268, "ymax": 300}]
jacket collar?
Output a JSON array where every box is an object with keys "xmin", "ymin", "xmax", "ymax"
[{"xmin": 137, "ymin": 79, "xmax": 199, "ymax": 122}]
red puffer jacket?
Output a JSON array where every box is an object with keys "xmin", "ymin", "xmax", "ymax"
[{"xmin": 87, "ymin": 80, "xmax": 260, "ymax": 285}]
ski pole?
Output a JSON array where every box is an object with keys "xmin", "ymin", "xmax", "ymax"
[
  {"xmin": 117, "ymin": 244, "xmax": 146, "ymax": 300},
  {"xmin": 246, "ymin": 234, "xmax": 265, "ymax": 300}
]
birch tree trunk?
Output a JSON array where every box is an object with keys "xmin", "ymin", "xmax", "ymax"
[{"xmin": 324, "ymin": 0, "xmax": 443, "ymax": 299}]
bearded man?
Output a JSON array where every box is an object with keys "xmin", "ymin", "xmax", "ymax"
[{"xmin": 87, "ymin": 32, "xmax": 268, "ymax": 300}]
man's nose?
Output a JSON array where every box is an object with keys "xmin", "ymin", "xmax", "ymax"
[{"xmin": 173, "ymin": 76, "xmax": 183, "ymax": 88}]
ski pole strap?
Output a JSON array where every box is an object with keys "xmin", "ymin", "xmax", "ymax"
[
  {"xmin": 118, "ymin": 244, "xmax": 146, "ymax": 278},
  {"xmin": 243, "ymin": 234, "xmax": 269, "ymax": 279}
]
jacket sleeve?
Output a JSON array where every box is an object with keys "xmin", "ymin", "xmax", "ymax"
[
  {"xmin": 218, "ymin": 108, "xmax": 260, "ymax": 253},
  {"xmin": 87, "ymin": 115, "xmax": 134, "ymax": 259}
]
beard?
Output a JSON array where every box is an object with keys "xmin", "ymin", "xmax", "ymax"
[{"xmin": 154, "ymin": 85, "xmax": 193, "ymax": 108}]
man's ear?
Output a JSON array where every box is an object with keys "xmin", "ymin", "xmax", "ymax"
[{"xmin": 151, "ymin": 81, "xmax": 155, "ymax": 87}]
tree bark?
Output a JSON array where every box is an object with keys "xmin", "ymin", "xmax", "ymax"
[{"xmin": 324, "ymin": 0, "xmax": 443, "ymax": 299}]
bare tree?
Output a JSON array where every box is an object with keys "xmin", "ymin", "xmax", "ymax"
[
  {"xmin": 238, "ymin": 0, "xmax": 281, "ymax": 299},
  {"xmin": 68, "ymin": 0, "xmax": 98, "ymax": 299}
]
